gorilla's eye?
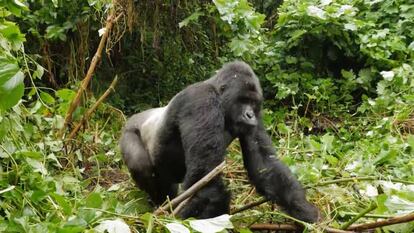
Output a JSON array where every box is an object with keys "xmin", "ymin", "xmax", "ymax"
[
  {"xmin": 246, "ymin": 82, "xmax": 257, "ymax": 92},
  {"xmin": 219, "ymin": 85, "xmax": 226, "ymax": 93},
  {"xmin": 239, "ymin": 97, "xmax": 252, "ymax": 104}
]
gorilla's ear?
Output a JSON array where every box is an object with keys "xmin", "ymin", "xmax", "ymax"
[{"xmin": 219, "ymin": 84, "xmax": 227, "ymax": 94}]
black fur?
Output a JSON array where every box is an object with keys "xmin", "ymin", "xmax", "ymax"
[{"xmin": 120, "ymin": 61, "xmax": 318, "ymax": 222}]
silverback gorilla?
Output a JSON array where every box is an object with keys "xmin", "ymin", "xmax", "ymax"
[{"xmin": 120, "ymin": 61, "xmax": 318, "ymax": 222}]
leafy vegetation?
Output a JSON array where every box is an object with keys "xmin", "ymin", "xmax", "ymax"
[{"xmin": 1, "ymin": 0, "xmax": 413, "ymax": 232}]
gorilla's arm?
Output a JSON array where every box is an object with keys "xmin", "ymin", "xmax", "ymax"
[
  {"xmin": 239, "ymin": 122, "xmax": 318, "ymax": 223},
  {"xmin": 175, "ymin": 84, "xmax": 231, "ymax": 218}
]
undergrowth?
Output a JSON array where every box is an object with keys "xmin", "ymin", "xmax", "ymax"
[{"xmin": 1, "ymin": 0, "xmax": 414, "ymax": 232}]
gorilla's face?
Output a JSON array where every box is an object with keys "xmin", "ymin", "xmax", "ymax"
[{"xmin": 221, "ymin": 75, "xmax": 262, "ymax": 136}]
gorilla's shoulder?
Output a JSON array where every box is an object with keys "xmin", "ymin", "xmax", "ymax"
[{"xmin": 179, "ymin": 82, "xmax": 219, "ymax": 97}]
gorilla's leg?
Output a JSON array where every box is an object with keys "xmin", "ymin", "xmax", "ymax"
[
  {"xmin": 175, "ymin": 85, "xmax": 230, "ymax": 218},
  {"xmin": 239, "ymin": 123, "xmax": 319, "ymax": 223},
  {"xmin": 120, "ymin": 129, "xmax": 177, "ymax": 204},
  {"xmin": 179, "ymin": 177, "xmax": 230, "ymax": 218}
]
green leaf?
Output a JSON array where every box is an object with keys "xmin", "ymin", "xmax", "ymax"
[
  {"xmin": 50, "ymin": 193, "xmax": 72, "ymax": 215},
  {"xmin": 341, "ymin": 70, "xmax": 355, "ymax": 80},
  {"xmin": 407, "ymin": 135, "xmax": 414, "ymax": 150},
  {"xmin": 374, "ymin": 149, "xmax": 398, "ymax": 166},
  {"xmin": 239, "ymin": 229, "xmax": 254, "ymax": 233},
  {"xmin": 0, "ymin": 21, "xmax": 26, "ymax": 50},
  {"xmin": 25, "ymin": 158, "xmax": 48, "ymax": 175},
  {"xmin": 321, "ymin": 133, "xmax": 334, "ymax": 153},
  {"xmin": 85, "ymin": 192, "xmax": 103, "ymax": 208},
  {"xmin": 61, "ymin": 217, "xmax": 87, "ymax": 233},
  {"xmin": 40, "ymin": 91, "xmax": 55, "ymax": 104},
  {"xmin": 0, "ymin": 55, "xmax": 25, "ymax": 110},
  {"xmin": 179, "ymin": 10, "xmax": 204, "ymax": 28},
  {"xmin": 56, "ymin": 89, "xmax": 76, "ymax": 101},
  {"xmin": 33, "ymin": 64, "xmax": 44, "ymax": 79},
  {"xmin": 45, "ymin": 25, "xmax": 67, "ymax": 41}
]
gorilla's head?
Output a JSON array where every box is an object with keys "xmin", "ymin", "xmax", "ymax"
[{"xmin": 206, "ymin": 61, "xmax": 263, "ymax": 136}]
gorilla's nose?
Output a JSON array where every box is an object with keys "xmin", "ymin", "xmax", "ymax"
[{"xmin": 245, "ymin": 111, "xmax": 254, "ymax": 119}]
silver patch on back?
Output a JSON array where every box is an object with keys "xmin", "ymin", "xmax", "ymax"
[{"xmin": 140, "ymin": 107, "xmax": 166, "ymax": 158}]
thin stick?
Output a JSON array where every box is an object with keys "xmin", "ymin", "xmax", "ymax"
[
  {"xmin": 308, "ymin": 176, "xmax": 414, "ymax": 188},
  {"xmin": 250, "ymin": 212, "xmax": 414, "ymax": 232},
  {"xmin": 172, "ymin": 195, "xmax": 193, "ymax": 216},
  {"xmin": 340, "ymin": 202, "xmax": 377, "ymax": 229},
  {"xmin": 154, "ymin": 161, "xmax": 226, "ymax": 215},
  {"xmin": 250, "ymin": 223, "xmax": 355, "ymax": 233},
  {"xmin": 233, "ymin": 176, "xmax": 413, "ymax": 215},
  {"xmin": 347, "ymin": 212, "xmax": 414, "ymax": 231},
  {"xmin": 60, "ymin": 10, "xmax": 123, "ymax": 136},
  {"xmin": 66, "ymin": 75, "xmax": 119, "ymax": 140},
  {"xmin": 231, "ymin": 198, "xmax": 268, "ymax": 214}
]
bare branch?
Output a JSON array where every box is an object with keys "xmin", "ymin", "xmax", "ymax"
[
  {"xmin": 154, "ymin": 161, "xmax": 226, "ymax": 215},
  {"xmin": 60, "ymin": 9, "xmax": 123, "ymax": 137},
  {"xmin": 250, "ymin": 212, "xmax": 414, "ymax": 233},
  {"xmin": 231, "ymin": 198, "xmax": 268, "ymax": 215},
  {"xmin": 250, "ymin": 223, "xmax": 355, "ymax": 233},
  {"xmin": 347, "ymin": 212, "xmax": 414, "ymax": 231},
  {"xmin": 66, "ymin": 75, "xmax": 119, "ymax": 141}
]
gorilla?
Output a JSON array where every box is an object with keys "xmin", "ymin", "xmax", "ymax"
[{"xmin": 120, "ymin": 61, "xmax": 318, "ymax": 222}]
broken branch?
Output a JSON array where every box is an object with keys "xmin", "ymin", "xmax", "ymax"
[
  {"xmin": 66, "ymin": 75, "xmax": 119, "ymax": 141},
  {"xmin": 154, "ymin": 161, "xmax": 226, "ymax": 215},
  {"xmin": 347, "ymin": 212, "xmax": 414, "ymax": 231},
  {"xmin": 250, "ymin": 223, "xmax": 355, "ymax": 233},
  {"xmin": 60, "ymin": 10, "xmax": 123, "ymax": 137}
]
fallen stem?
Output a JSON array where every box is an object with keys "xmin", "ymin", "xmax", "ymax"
[
  {"xmin": 307, "ymin": 176, "xmax": 414, "ymax": 188},
  {"xmin": 154, "ymin": 161, "xmax": 226, "ymax": 215},
  {"xmin": 347, "ymin": 212, "xmax": 414, "ymax": 231},
  {"xmin": 340, "ymin": 202, "xmax": 377, "ymax": 229},
  {"xmin": 340, "ymin": 212, "xmax": 392, "ymax": 219},
  {"xmin": 172, "ymin": 195, "xmax": 193, "ymax": 216},
  {"xmin": 231, "ymin": 198, "xmax": 268, "ymax": 214},
  {"xmin": 250, "ymin": 223, "xmax": 355, "ymax": 233},
  {"xmin": 250, "ymin": 212, "xmax": 414, "ymax": 232},
  {"xmin": 233, "ymin": 176, "xmax": 413, "ymax": 215}
]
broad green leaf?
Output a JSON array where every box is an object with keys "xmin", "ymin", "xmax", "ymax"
[
  {"xmin": 62, "ymin": 217, "xmax": 87, "ymax": 233},
  {"xmin": 25, "ymin": 158, "xmax": 48, "ymax": 175},
  {"xmin": 85, "ymin": 192, "xmax": 103, "ymax": 208},
  {"xmin": 0, "ymin": 55, "xmax": 24, "ymax": 110},
  {"xmin": 50, "ymin": 193, "xmax": 72, "ymax": 215},
  {"xmin": 56, "ymin": 89, "xmax": 76, "ymax": 101},
  {"xmin": 321, "ymin": 133, "xmax": 334, "ymax": 153},
  {"xmin": 374, "ymin": 149, "xmax": 397, "ymax": 166},
  {"xmin": 33, "ymin": 64, "xmax": 44, "ymax": 79},
  {"xmin": 40, "ymin": 91, "xmax": 56, "ymax": 104},
  {"xmin": 0, "ymin": 21, "xmax": 26, "ymax": 50}
]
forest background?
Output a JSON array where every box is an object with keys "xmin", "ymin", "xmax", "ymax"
[{"xmin": 1, "ymin": 0, "xmax": 414, "ymax": 232}]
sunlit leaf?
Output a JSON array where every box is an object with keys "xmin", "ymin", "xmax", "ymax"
[
  {"xmin": 179, "ymin": 10, "xmax": 204, "ymax": 28},
  {"xmin": 166, "ymin": 222, "xmax": 190, "ymax": 233},
  {"xmin": 95, "ymin": 219, "xmax": 131, "ymax": 233},
  {"xmin": 189, "ymin": 214, "xmax": 233, "ymax": 233}
]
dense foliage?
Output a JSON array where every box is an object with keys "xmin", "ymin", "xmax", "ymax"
[{"xmin": 1, "ymin": 0, "xmax": 413, "ymax": 232}]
